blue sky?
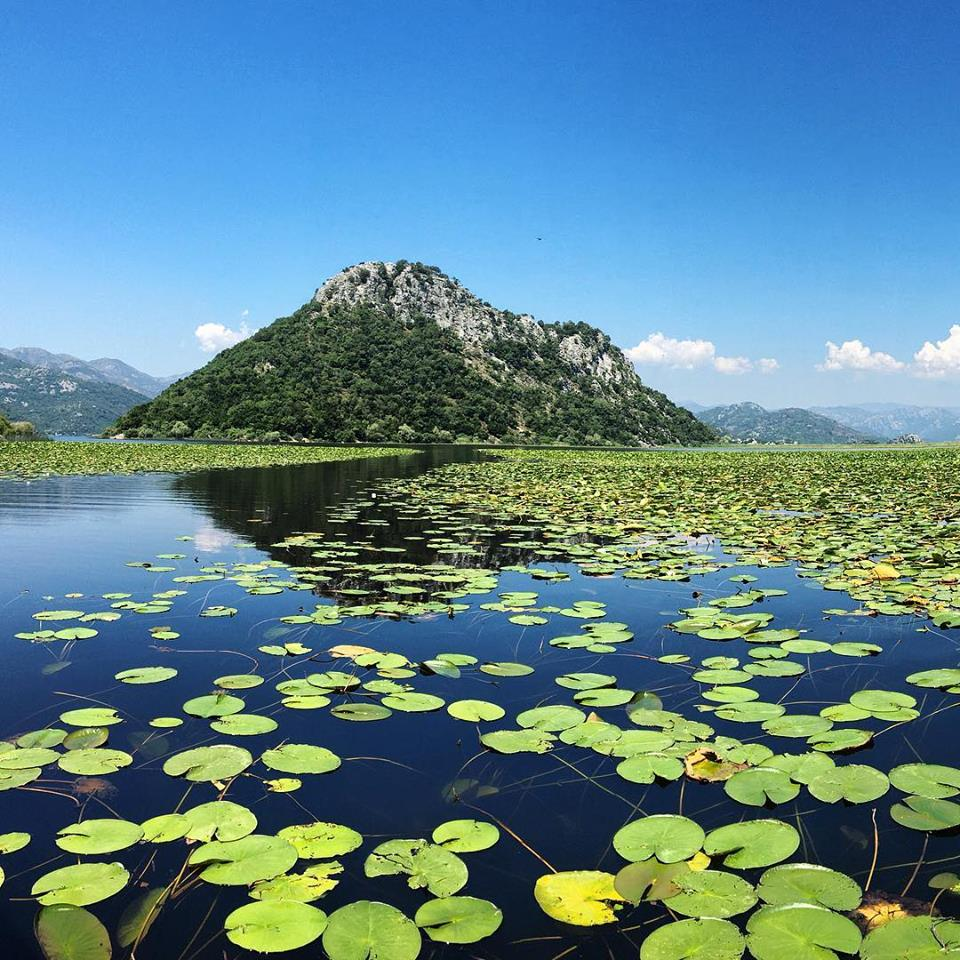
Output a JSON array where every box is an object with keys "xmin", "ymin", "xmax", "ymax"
[{"xmin": 2, "ymin": 0, "xmax": 959, "ymax": 407}]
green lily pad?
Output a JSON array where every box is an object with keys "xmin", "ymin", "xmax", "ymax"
[
  {"xmin": 807, "ymin": 765, "xmax": 889, "ymax": 804},
  {"xmin": 447, "ymin": 700, "xmax": 505, "ymax": 722},
  {"xmin": 210, "ymin": 713, "xmax": 278, "ymax": 735},
  {"xmin": 162, "ymin": 744, "xmax": 253, "ymax": 781},
  {"xmin": 669, "ymin": 870, "xmax": 757, "ymax": 918},
  {"xmin": 115, "ymin": 667, "xmax": 177, "ymax": 684},
  {"xmin": 277, "ymin": 821, "xmax": 363, "ymax": 858},
  {"xmin": 480, "ymin": 729, "xmax": 556, "ymax": 754},
  {"xmin": 638, "ymin": 917, "xmax": 745, "ymax": 960},
  {"xmin": 414, "ymin": 896, "xmax": 502, "ymax": 943},
  {"xmin": 860, "ymin": 916, "xmax": 960, "ymax": 959},
  {"xmin": 890, "ymin": 795, "xmax": 960, "ymax": 831},
  {"xmin": 58, "ymin": 748, "xmax": 133, "ymax": 776},
  {"xmin": 746, "ymin": 903, "xmax": 862, "ymax": 960},
  {"xmin": 756, "ymin": 863, "xmax": 862, "ymax": 911},
  {"xmin": 56, "ymin": 819, "xmax": 143, "ymax": 854},
  {"xmin": 224, "ymin": 900, "xmax": 327, "ymax": 953},
  {"xmin": 725, "ymin": 767, "xmax": 801, "ymax": 806},
  {"xmin": 35, "ymin": 905, "xmax": 112, "ymax": 960},
  {"xmin": 365, "ymin": 839, "xmax": 468, "ymax": 896},
  {"xmin": 432, "ymin": 819, "xmax": 500, "ymax": 853},
  {"xmin": 703, "ymin": 820, "xmax": 800, "ymax": 868},
  {"xmin": 516, "ymin": 705, "xmax": 586, "ymax": 732},
  {"xmin": 251, "ymin": 862, "xmax": 343, "ymax": 902},
  {"xmin": 261, "ymin": 743, "xmax": 341, "ymax": 774},
  {"xmin": 613, "ymin": 815, "xmax": 705, "ymax": 863},
  {"xmin": 59, "ymin": 708, "xmax": 122, "ymax": 728},
  {"xmin": 322, "ymin": 901, "xmax": 421, "ymax": 960},
  {"xmin": 32, "ymin": 862, "xmax": 129, "ymax": 906},
  {"xmin": 183, "ymin": 800, "xmax": 257, "ymax": 842},
  {"xmin": 330, "ymin": 703, "xmax": 392, "ymax": 722},
  {"xmin": 182, "ymin": 693, "xmax": 244, "ymax": 718},
  {"xmin": 189, "ymin": 834, "xmax": 298, "ymax": 885},
  {"xmin": 889, "ymin": 763, "xmax": 960, "ymax": 799}
]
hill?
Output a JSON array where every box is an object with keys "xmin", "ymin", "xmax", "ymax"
[
  {"xmin": 0, "ymin": 354, "xmax": 149, "ymax": 435},
  {"xmin": 113, "ymin": 261, "xmax": 714, "ymax": 446},
  {"xmin": 698, "ymin": 402, "xmax": 878, "ymax": 444},
  {"xmin": 0, "ymin": 347, "xmax": 180, "ymax": 398},
  {"xmin": 812, "ymin": 404, "xmax": 960, "ymax": 442}
]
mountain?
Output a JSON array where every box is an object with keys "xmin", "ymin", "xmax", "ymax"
[
  {"xmin": 811, "ymin": 404, "xmax": 960, "ymax": 442},
  {"xmin": 0, "ymin": 347, "xmax": 180, "ymax": 398},
  {"xmin": 697, "ymin": 402, "xmax": 879, "ymax": 444},
  {"xmin": 0, "ymin": 353, "xmax": 149, "ymax": 435},
  {"xmin": 113, "ymin": 260, "xmax": 714, "ymax": 446}
]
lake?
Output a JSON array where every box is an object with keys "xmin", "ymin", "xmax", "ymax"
[{"xmin": 1, "ymin": 446, "xmax": 958, "ymax": 960}]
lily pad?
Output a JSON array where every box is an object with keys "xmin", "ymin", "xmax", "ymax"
[
  {"xmin": 414, "ymin": 895, "xmax": 502, "ymax": 943},
  {"xmin": 189, "ymin": 834, "xmax": 298, "ymax": 885},
  {"xmin": 35, "ymin": 905, "xmax": 111, "ymax": 960},
  {"xmin": 32, "ymin": 862, "xmax": 129, "ymax": 906},
  {"xmin": 432, "ymin": 819, "xmax": 500, "ymax": 853},
  {"xmin": 534, "ymin": 870, "xmax": 627, "ymax": 925},
  {"xmin": 638, "ymin": 917, "xmax": 745, "ymax": 960},
  {"xmin": 224, "ymin": 900, "xmax": 327, "ymax": 953},
  {"xmin": 703, "ymin": 820, "xmax": 800, "ymax": 868},
  {"xmin": 613, "ymin": 815, "xmax": 705, "ymax": 863},
  {"xmin": 322, "ymin": 901, "xmax": 421, "ymax": 960},
  {"xmin": 365, "ymin": 839, "xmax": 468, "ymax": 896},
  {"xmin": 746, "ymin": 903, "xmax": 862, "ymax": 960}
]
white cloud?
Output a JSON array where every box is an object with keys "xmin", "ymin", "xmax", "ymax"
[
  {"xmin": 195, "ymin": 322, "xmax": 250, "ymax": 353},
  {"xmin": 625, "ymin": 332, "xmax": 716, "ymax": 369},
  {"xmin": 713, "ymin": 355, "xmax": 753, "ymax": 375},
  {"xmin": 818, "ymin": 339, "xmax": 905, "ymax": 373},
  {"xmin": 625, "ymin": 333, "xmax": 777, "ymax": 376},
  {"xmin": 913, "ymin": 325, "xmax": 960, "ymax": 378}
]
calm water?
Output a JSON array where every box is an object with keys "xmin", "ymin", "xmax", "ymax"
[{"xmin": 0, "ymin": 449, "xmax": 955, "ymax": 958}]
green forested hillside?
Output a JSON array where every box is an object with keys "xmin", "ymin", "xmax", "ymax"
[
  {"xmin": 698, "ymin": 402, "xmax": 878, "ymax": 444},
  {"xmin": 0, "ymin": 354, "xmax": 148, "ymax": 435},
  {"xmin": 114, "ymin": 262, "xmax": 713, "ymax": 446}
]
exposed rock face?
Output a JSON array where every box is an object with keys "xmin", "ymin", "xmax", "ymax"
[{"xmin": 314, "ymin": 261, "xmax": 636, "ymax": 390}]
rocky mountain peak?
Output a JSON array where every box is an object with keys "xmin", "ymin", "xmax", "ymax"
[{"xmin": 313, "ymin": 260, "xmax": 633, "ymax": 387}]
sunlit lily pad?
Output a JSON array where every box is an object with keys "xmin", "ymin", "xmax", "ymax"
[
  {"xmin": 322, "ymin": 901, "xmax": 421, "ymax": 960},
  {"xmin": 746, "ymin": 903, "xmax": 862, "ymax": 960},
  {"xmin": 56, "ymin": 819, "xmax": 143, "ymax": 854},
  {"xmin": 365, "ymin": 839, "xmax": 468, "ymax": 896},
  {"xmin": 534, "ymin": 870, "xmax": 626, "ymax": 925},
  {"xmin": 278, "ymin": 821, "xmax": 362, "ymax": 858},
  {"xmin": 613, "ymin": 815, "xmax": 705, "ymax": 864},
  {"xmin": 756, "ymin": 863, "xmax": 862, "ymax": 911},
  {"xmin": 189, "ymin": 834, "xmax": 298, "ymax": 885},
  {"xmin": 162, "ymin": 744, "xmax": 253, "ymax": 781},
  {"xmin": 432, "ymin": 819, "xmax": 500, "ymax": 852},
  {"xmin": 261, "ymin": 744, "xmax": 341, "ymax": 774},
  {"xmin": 703, "ymin": 820, "xmax": 800, "ymax": 868},
  {"xmin": 414, "ymin": 896, "xmax": 502, "ymax": 943},
  {"xmin": 638, "ymin": 917, "xmax": 745, "ymax": 960},
  {"xmin": 224, "ymin": 900, "xmax": 327, "ymax": 952},
  {"xmin": 32, "ymin": 862, "xmax": 129, "ymax": 906}
]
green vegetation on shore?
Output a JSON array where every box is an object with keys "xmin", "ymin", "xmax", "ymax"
[
  {"xmin": 0, "ymin": 439, "xmax": 415, "ymax": 478},
  {"xmin": 0, "ymin": 411, "xmax": 37, "ymax": 438}
]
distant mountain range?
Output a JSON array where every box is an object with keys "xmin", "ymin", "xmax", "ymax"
[
  {"xmin": 0, "ymin": 347, "xmax": 180, "ymax": 398},
  {"xmin": 0, "ymin": 353, "xmax": 151, "ymax": 435},
  {"xmin": 697, "ymin": 402, "xmax": 878, "ymax": 444},
  {"xmin": 811, "ymin": 404, "xmax": 960, "ymax": 442},
  {"xmin": 113, "ymin": 260, "xmax": 715, "ymax": 445}
]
